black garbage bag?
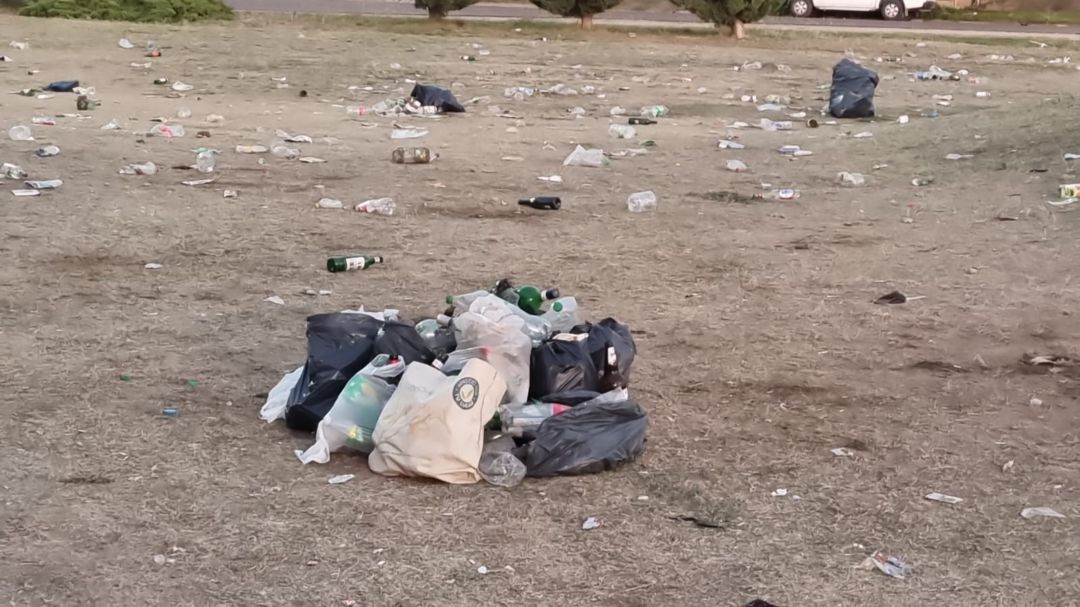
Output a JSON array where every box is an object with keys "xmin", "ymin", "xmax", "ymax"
[
  {"xmin": 285, "ymin": 313, "xmax": 383, "ymax": 432},
  {"xmin": 829, "ymin": 58, "xmax": 879, "ymax": 119},
  {"xmin": 529, "ymin": 338, "xmax": 600, "ymax": 399},
  {"xmin": 571, "ymin": 318, "xmax": 636, "ymax": 392},
  {"xmin": 538, "ymin": 389, "xmax": 603, "ymax": 407},
  {"xmin": 374, "ymin": 320, "xmax": 437, "ymax": 366},
  {"xmin": 410, "ymin": 84, "xmax": 465, "ymax": 113},
  {"xmin": 515, "ymin": 399, "xmax": 648, "ymax": 477}
]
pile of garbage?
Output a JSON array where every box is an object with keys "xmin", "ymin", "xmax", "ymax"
[{"xmin": 260, "ymin": 280, "xmax": 646, "ymax": 486}]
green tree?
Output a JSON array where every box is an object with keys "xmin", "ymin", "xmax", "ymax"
[
  {"xmin": 672, "ymin": 0, "xmax": 780, "ymax": 39},
  {"xmin": 414, "ymin": 0, "xmax": 479, "ymax": 20},
  {"xmin": 529, "ymin": 0, "xmax": 623, "ymax": 30}
]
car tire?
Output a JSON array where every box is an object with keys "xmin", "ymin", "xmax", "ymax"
[
  {"xmin": 880, "ymin": 0, "xmax": 906, "ymax": 20},
  {"xmin": 790, "ymin": 0, "xmax": 814, "ymax": 18}
]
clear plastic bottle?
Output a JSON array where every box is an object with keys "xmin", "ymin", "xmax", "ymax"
[
  {"xmin": 8, "ymin": 125, "xmax": 33, "ymax": 141},
  {"xmin": 608, "ymin": 123, "xmax": 636, "ymax": 139},
  {"xmin": 195, "ymin": 150, "xmax": 215, "ymax": 173},
  {"xmin": 271, "ymin": 144, "xmax": 299, "ymax": 159},
  {"xmin": 541, "ymin": 296, "xmax": 581, "ymax": 333},
  {"xmin": 447, "ymin": 290, "xmax": 493, "ymax": 315},
  {"xmin": 627, "ymin": 191, "xmax": 657, "ymax": 213},
  {"xmin": 355, "ymin": 197, "xmax": 396, "ymax": 216},
  {"xmin": 500, "ymin": 402, "xmax": 570, "ymax": 438},
  {"xmin": 477, "ymin": 434, "xmax": 526, "ymax": 487}
]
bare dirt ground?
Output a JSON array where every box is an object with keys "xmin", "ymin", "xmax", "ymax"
[{"xmin": 2, "ymin": 14, "xmax": 1079, "ymax": 606}]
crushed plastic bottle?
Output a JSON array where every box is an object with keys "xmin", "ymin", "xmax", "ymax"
[
  {"xmin": 626, "ymin": 190, "xmax": 657, "ymax": 213},
  {"xmin": 8, "ymin": 125, "xmax": 33, "ymax": 141},
  {"xmin": 640, "ymin": 104, "xmax": 669, "ymax": 118},
  {"xmin": 2, "ymin": 163, "xmax": 28, "ymax": 179},
  {"xmin": 608, "ymin": 124, "xmax": 636, "ymax": 139},
  {"xmin": 355, "ymin": 197, "xmax": 396, "ymax": 215},
  {"xmin": 726, "ymin": 159, "xmax": 749, "ymax": 172},
  {"xmin": 562, "ymin": 145, "xmax": 607, "ymax": 168},
  {"xmin": 477, "ymin": 435, "xmax": 526, "ymax": 488},
  {"xmin": 195, "ymin": 150, "xmax": 215, "ymax": 173},
  {"xmin": 271, "ymin": 144, "xmax": 300, "ymax": 159}
]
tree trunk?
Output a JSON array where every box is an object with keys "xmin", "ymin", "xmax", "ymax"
[
  {"xmin": 580, "ymin": 13, "xmax": 593, "ymax": 29},
  {"xmin": 428, "ymin": 9, "xmax": 446, "ymax": 20},
  {"xmin": 731, "ymin": 18, "xmax": 746, "ymax": 39}
]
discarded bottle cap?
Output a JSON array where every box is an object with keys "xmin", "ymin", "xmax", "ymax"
[
  {"xmin": 162, "ymin": 407, "xmax": 179, "ymax": 417},
  {"xmin": 806, "ymin": 119, "xmax": 819, "ymax": 128}
]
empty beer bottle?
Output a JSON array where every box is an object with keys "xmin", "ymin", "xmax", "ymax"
[
  {"xmin": 495, "ymin": 280, "xmax": 559, "ymax": 315},
  {"xmin": 628, "ymin": 117, "xmax": 656, "ymax": 125},
  {"xmin": 518, "ymin": 196, "xmax": 561, "ymax": 210},
  {"xmin": 327, "ymin": 255, "xmax": 384, "ymax": 272}
]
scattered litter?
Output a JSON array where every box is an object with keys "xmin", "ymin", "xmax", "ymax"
[
  {"xmin": 316, "ymin": 198, "xmax": 344, "ymax": 209},
  {"xmin": 757, "ymin": 119, "xmax": 793, "ymax": 132},
  {"xmin": 608, "ymin": 124, "xmax": 636, "ymax": 139},
  {"xmin": 181, "ymin": 177, "xmax": 216, "ymax": 186},
  {"xmin": 271, "ymin": 144, "xmax": 300, "ymax": 159},
  {"xmin": 236, "ymin": 145, "xmax": 269, "ymax": 154},
  {"xmin": 223, "ymin": 190, "xmax": 238, "ymax": 199},
  {"xmin": 11, "ymin": 189, "xmax": 40, "ymax": 197},
  {"xmin": 477, "ymin": 566, "xmax": 489, "ymax": 575},
  {"xmin": 1029, "ymin": 397, "xmax": 1043, "ymax": 407},
  {"xmin": 538, "ymin": 175, "xmax": 563, "ymax": 183},
  {"xmin": 31, "ymin": 116, "xmax": 56, "ymax": 126},
  {"xmin": 149, "ymin": 124, "xmax": 185, "ymax": 138},
  {"xmin": 771, "ymin": 488, "xmax": 788, "ymax": 497},
  {"xmin": 915, "ymin": 66, "xmax": 958, "ymax": 81},
  {"xmin": 327, "ymin": 474, "xmax": 355, "ymax": 485},
  {"xmin": 1020, "ymin": 507, "xmax": 1065, "ymax": 520},
  {"xmin": 757, "ymin": 103, "xmax": 785, "ymax": 112},
  {"xmin": 1002, "ymin": 460, "xmax": 1015, "ymax": 473},
  {"xmin": 144, "ymin": 263, "xmax": 163, "ymax": 270},
  {"xmin": 925, "ymin": 492, "xmax": 963, "ymax": 504},
  {"xmin": 831, "ymin": 447, "xmax": 854, "ymax": 457},
  {"xmin": 299, "ymin": 157, "xmax": 326, "ymax": 164},
  {"xmin": 391, "ymin": 129, "xmax": 428, "ymax": 140},
  {"xmin": 640, "ymin": 104, "xmax": 668, "ymax": 118},
  {"xmin": 582, "ymin": 516, "xmax": 603, "ymax": 530},
  {"xmin": 875, "ymin": 290, "xmax": 908, "ymax": 305},
  {"xmin": 119, "ymin": 162, "xmax": 157, "ymax": 176},
  {"xmin": 945, "ymin": 153, "xmax": 973, "ymax": 160},
  {"xmin": 100, "ymin": 119, "xmax": 120, "ymax": 130},
  {"xmin": 898, "ymin": 115, "xmax": 909, "ymax": 124},
  {"xmin": 265, "ymin": 296, "xmax": 285, "ymax": 306},
  {"xmin": 8, "ymin": 125, "xmax": 33, "ymax": 141},
  {"xmin": 609, "ymin": 106, "xmax": 626, "ymax": 116},
  {"xmin": 562, "ymin": 145, "xmax": 607, "ymax": 168},
  {"xmin": 171, "ymin": 81, "xmax": 194, "ymax": 92},
  {"xmin": 859, "ymin": 551, "xmax": 912, "ymax": 579},
  {"xmin": 9, "ymin": 41, "xmax": 28, "ymax": 50},
  {"xmin": 726, "ymin": 159, "xmax": 748, "ymax": 172},
  {"xmin": 853, "ymin": 131, "xmax": 873, "ymax": 139},
  {"xmin": 25, "ymin": 179, "xmax": 62, "ymax": 190},
  {"xmin": 779, "ymin": 145, "xmax": 813, "ymax": 157},
  {"xmin": 118, "ymin": 38, "xmax": 135, "ymax": 49},
  {"xmin": 1063, "ymin": 153, "xmax": 1080, "ymax": 161},
  {"xmin": 626, "ymin": 191, "xmax": 657, "ymax": 213},
  {"xmin": 153, "ymin": 554, "xmax": 166, "ymax": 565},
  {"xmin": 33, "ymin": 145, "xmax": 61, "ymax": 158},
  {"xmin": 355, "ymin": 198, "xmax": 396, "ymax": 215},
  {"xmin": 718, "ymin": 140, "xmax": 745, "ymax": 150},
  {"xmin": 838, "ymin": 172, "xmax": 865, "ymax": 186}
]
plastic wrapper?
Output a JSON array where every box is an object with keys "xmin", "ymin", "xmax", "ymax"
[{"xmin": 453, "ymin": 295, "xmax": 532, "ymax": 405}]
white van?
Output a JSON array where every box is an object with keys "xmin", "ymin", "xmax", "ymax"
[{"xmin": 789, "ymin": 0, "xmax": 937, "ymax": 20}]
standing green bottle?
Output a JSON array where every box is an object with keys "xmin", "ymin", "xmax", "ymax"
[{"xmin": 327, "ymin": 255, "xmax": 384, "ymax": 273}]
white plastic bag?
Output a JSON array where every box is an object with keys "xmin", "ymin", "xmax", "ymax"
[
  {"xmin": 562, "ymin": 145, "xmax": 607, "ymax": 168},
  {"xmin": 454, "ymin": 296, "xmax": 533, "ymax": 405},
  {"xmin": 368, "ymin": 359, "xmax": 507, "ymax": 483},
  {"xmin": 259, "ymin": 366, "xmax": 304, "ymax": 423},
  {"xmin": 295, "ymin": 355, "xmax": 403, "ymax": 464}
]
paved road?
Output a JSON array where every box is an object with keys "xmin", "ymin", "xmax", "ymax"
[{"xmin": 228, "ymin": 0, "xmax": 1080, "ymax": 36}]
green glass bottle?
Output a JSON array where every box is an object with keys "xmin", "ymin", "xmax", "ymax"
[
  {"xmin": 327, "ymin": 255, "xmax": 384, "ymax": 273},
  {"xmin": 513, "ymin": 286, "xmax": 559, "ymax": 315}
]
